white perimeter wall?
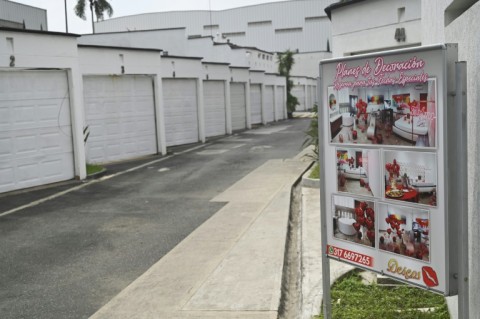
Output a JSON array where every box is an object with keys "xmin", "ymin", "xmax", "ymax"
[
  {"xmin": 444, "ymin": 2, "xmax": 479, "ymax": 316},
  {"xmin": 422, "ymin": 0, "xmax": 479, "ymax": 316}
]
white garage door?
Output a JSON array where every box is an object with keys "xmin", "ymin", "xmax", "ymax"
[
  {"xmin": 264, "ymin": 85, "xmax": 275, "ymax": 123},
  {"xmin": 307, "ymin": 85, "xmax": 313, "ymax": 110},
  {"xmin": 230, "ymin": 83, "xmax": 247, "ymax": 131},
  {"xmin": 250, "ymin": 84, "xmax": 262, "ymax": 125},
  {"xmin": 84, "ymin": 75, "xmax": 157, "ymax": 163},
  {"xmin": 292, "ymin": 85, "xmax": 305, "ymax": 111},
  {"xmin": 276, "ymin": 86, "xmax": 285, "ymax": 120},
  {"xmin": 0, "ymin": 70, "xmax": 74, "ymax": 193},
  {"xmin": 204, "ymin": 81, "xmax": 226, "ymax": 137},
  {"xmin": 163, "ymin": 79, "xmax": 199, "ymax": 147}
]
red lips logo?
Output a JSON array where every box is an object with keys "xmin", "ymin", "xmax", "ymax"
[{"xmin": 422, "ymin": 266, "xmax": 439, "ymax": 287}]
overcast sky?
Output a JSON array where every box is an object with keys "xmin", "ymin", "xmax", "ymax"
[{"xmin": 13, "ymin": 0, "xmax": 288, "ymax": 34}]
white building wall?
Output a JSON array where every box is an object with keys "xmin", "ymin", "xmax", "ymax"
[
  {"xmin": 0, "ymin": 0, "xmax": 47, "ymax": 30},
  {"xmin": 78, "ymin": 46, "xmax": 161, "ymax": 75},
  {"xmin": 187, "ymin": 38, "xmax": 253, "ymax": 69},
  {"xmin": 78, "ymin": 29, "xmax": 276, "ymax": 72},
  {"xmin": 290, "ymin": 51, "xmax": 332, "ymax": 78},
  {"xmin": 187, "ymin": 37, "xmax": 223, "ymax": 62},
  {"xmin": 78, "ymin": 28, "xmax": 189, "ymax": 54},
  {"xmin": 421, "ymin": 0, "xmax": 449, "ymax": 44},
  {"xmin": 95, "ymin": 0, "xmax": 336, "ymax": 53},
  {"xmin": 331, "ymin": 0, "xmax": 422, "ymax": 56},
  {"xmin": 246, "ymin": 49, "xmax": 275, "ymax": 72}
]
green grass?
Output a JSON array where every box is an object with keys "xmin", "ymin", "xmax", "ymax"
[
  {"xmin": 315, "ymin": 271, "xmax": 449, "ymax": 319},
  {"xmin": 309, "ymin": 163, "xmax": 320, "ymax": 179},
  {"xmin": 86, "ymin": 164, "xmax": 104, "ymax": 175}
]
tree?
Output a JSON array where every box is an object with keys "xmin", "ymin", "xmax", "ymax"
[
  {"xmin": 278, "ymin": 50, "xmax": 299, "ymax": 117},
  {"xmin": 74, "ymin": 0, "xmax": 113, "ymax": 34}
]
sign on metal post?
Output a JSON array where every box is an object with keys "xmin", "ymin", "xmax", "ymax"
[{"xmin": 318, "ymin": 44, "xmax": 465, "ymax": 311}]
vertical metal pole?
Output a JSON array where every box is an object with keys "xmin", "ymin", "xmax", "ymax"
[
  {"xmin": 455, "ymin": 61, "xmax": 469, "ymax": 319},
  {"xmin": 209, "ymin": 0, "xmax": 213, "ymax": 37},
  {"xmin": 318, "ymin": 67, "xmax": 332, "ymax": 319},
  {"xmin": 64, "ymin": 0, "xmax": 68, "ymax": 33},
  {"xmin": 91, "ymin": 6, "xmax": 95, "ymax": 34}
]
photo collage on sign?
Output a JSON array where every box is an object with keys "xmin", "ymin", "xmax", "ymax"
[{"xmin": 329, "ymin": 78, "xmax": 437, "ymax": 263}]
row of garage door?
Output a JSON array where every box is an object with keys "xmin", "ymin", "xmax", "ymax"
[
  {"xmin": 293, "ymin": 84, "xmax": 318, "ymax": 111},
  {"xmin": 0, "ymin": 72, "xmax": 287, "ymax": 193}
]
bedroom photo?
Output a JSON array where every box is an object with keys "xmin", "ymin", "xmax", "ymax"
[
  {"xmin": 377, "ymin": 203, "xmax": 430, "ymax": 262},
  {"xmin": 336, "ymin": 148, "xmax": 381, "ymax": 197},
  {"xmin": 332, "ymin": 195, "xmax": 376, "ymax": 248},
  {"xmin": 328, "ymin": 79, "xmax": 437, "ymax": 148},
  {"xmin": 384, "ymin": 150, "xmax": 437, "ymax": 206}
]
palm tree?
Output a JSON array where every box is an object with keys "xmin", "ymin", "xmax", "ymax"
[
  {"xmin": 278, "ymin": 50, "xmax": 299, "ymax": 118},
  {"xmin": 74, "ymin": 0, "xmax": 113, "ymax": 34}
]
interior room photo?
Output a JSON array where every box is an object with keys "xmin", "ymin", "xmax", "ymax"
[
  {"xmin": 384, "ymin": 150, "xmax": 437, "ymax": 206},
  {"xmin": 328, "ymin": 79, "xmax": 437, "ymax": 148},
  {"xmin": 377, "ymin": 203, "xmax": 430, "ymax": 262},
  {"xmin": 336, "ymin": 148, "xmax": 381, "ymax": 197},
  {"xmin": 332, "ymin": 195, "xmax": 376, "ymax": 248}
]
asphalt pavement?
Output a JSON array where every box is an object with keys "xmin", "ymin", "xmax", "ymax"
[{"xmin": 0, "ymin": 119, "xmax": 316, "ymax": 319}]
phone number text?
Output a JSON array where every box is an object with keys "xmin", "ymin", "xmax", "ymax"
[{"xmin": 327, "ymin": 245, "xmax": 373, "ymax": 267}]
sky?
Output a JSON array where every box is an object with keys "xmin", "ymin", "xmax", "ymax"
[{"xmin": 13, "ymin": 0, "xmax": 288, "ymax": 34}]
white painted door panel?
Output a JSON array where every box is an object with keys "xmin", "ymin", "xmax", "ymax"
[
  {"xmin": 276, "ymin": 86, "xmax": 285, "ymax": 120},
  {"xmin": 0, "ymin": 70, "xmax": 74, "ymax": 193},
  {"xmin": 84, "ymin": 75, "xmax": 157, "ymax": 163},
  {"xmin": 230, "ymin": 83, "xmax": 247, "ymax": 131},
  {"xmin": 264, "ymin": 85, "xmax": 275, "ymax": 123},
  {"xmin": 292, "ymin": 85, "xmax": 305, "ymax": 111},
  {"xmin": 162, "ymin": 79, "xmax": 199, "ymax": 147},
  {"xmin": 250, "ymin": 84, "xmax": 262, "ymax": 124},
  {"xmin": 204, "ymin": 81, "xmax": 226, "ymax": 137}
]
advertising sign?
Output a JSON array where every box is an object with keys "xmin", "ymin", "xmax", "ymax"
[{"xmin": 319, "ymin": 45, "xmax": 458, "ymax": 295}]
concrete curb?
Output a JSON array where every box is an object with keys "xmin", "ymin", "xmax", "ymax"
[
  {"xmin": 86, "ymin": 168, "xmax": 107, "ymax": 180},
  {"xmin": 301, "ymin": 165, "xmax": 319, "ymax": 189}
]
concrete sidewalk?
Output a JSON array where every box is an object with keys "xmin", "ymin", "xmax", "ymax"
[
  {"xmin": 90, "ymin": 159, "xmax": 310, "ymax": 319},
  {"xmin": 300, "ymin": 187, "xmax": 353, "ymax": 319}
]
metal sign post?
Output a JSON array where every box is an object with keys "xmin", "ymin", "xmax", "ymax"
[
  {"xmin": 318, "ymin": 73, "xmax": 332, "ymax": 319},
  {"xmin": 453, "ymin": 61, "xmax": 469, "ymax": 318}
]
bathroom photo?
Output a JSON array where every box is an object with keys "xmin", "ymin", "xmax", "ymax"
[
  {"xmin": 337, "ymin": 148, "xmax": 381, "ymax": 197},
  {"xmin": 377, "ymin": 203, "xmax": 430, "ymax": 262},
  {"xmin": 384, "ymin": 150, "xmax": 437, "ymax": 206},
  {"xmin": 332, "ymin": 195, "xmax": 376, "ymax": 248},
  {"xmin": 328, "ymin": 79, "xmax": 437, "ymax": 148}
]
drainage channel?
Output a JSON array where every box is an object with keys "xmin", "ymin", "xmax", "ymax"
[{"xmin": 278, "ymin": 178, "xmax": 303, "ymax": 319}]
